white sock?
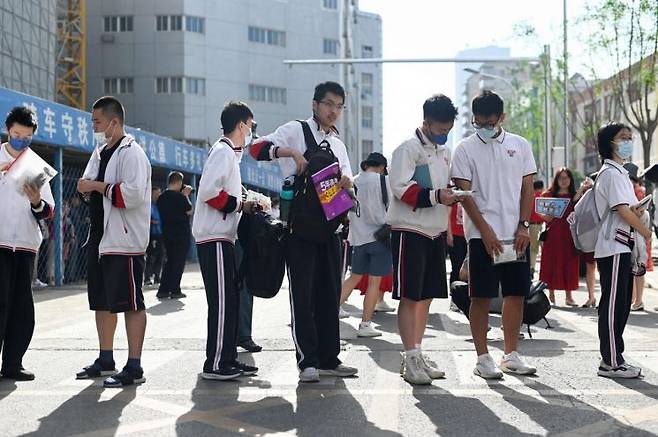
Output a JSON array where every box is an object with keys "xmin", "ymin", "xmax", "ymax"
[
  {"xmin": 360, "ymin": 320, "xmax": 371, "ymax": 327},
  {"xmin": 477, "ymin": 353, "xmax": 491, "ymax": 363},
  {"xmin": 406, "ymin": 348, "xmax": 420, "ymax": 357},
  {"xmin": 415, "ymin": 343, "xmax": 422, "ymax": 351}
]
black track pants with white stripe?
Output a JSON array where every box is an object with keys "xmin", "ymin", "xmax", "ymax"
[
  {"xmin": 198, "ymin": 241, "xmax": 239, "ymax": 372},
  {"xmin": 596, "ymin": 253, "xmax": 633, "ymax": 368},
  {"xmin": 286, "ymin": 233, "xmax": 342, "ymax": 371}
]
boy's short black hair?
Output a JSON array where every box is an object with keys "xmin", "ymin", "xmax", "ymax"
[
  {"xmin": 168, "ymin": 171, "xmax": 184, "ymax": 185},
  {"xmin": 5, "ymin": 106, "xmax": 38, "ymax": 133},
  {"xmin": 423, "ymin": 94, "xmax": 458, "ymax": 123},
  {"xmin": 533, "ymin": 180, "xmax": 545, "ymax": 190},
  {"xmin": 472, "ymin": 90, "xmax": 505, "ymax": 117},
  {"xmin": 220, "ymin": 101, "xmax": 253, "ymax": 134},
  {"xmin": 313, "ymin": 81, "xmax": 346, "ymax": 103},
  {"xmin": 597, "ymin": 122, "xmax": 630, "ymax": 161},
  {"xmin": 92, "ymin": 96, "xmax": 125, "ymax": 123}
]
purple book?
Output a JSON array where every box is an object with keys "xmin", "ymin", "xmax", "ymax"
[{"xmin": 311, "ymin": 162, "xmax": 354, "ymax": 220}]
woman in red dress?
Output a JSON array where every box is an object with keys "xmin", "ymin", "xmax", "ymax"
[{"xmin": 539, "ymin": 168, "xmax": 587, "ymax": 306}]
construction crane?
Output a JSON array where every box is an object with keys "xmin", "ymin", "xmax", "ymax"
[{"xmin": 56, "ymin": 0, "xmax": 86, "ymax": 109}]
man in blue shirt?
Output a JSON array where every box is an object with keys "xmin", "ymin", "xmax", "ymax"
[{"xmin": 145, "ymin": 187, "xmax": 164, "ymax": 285}]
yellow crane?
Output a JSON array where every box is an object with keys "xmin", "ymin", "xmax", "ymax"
[{"xmin": 56, "ymin": 0, "xmax": 86, "ymax": 109}]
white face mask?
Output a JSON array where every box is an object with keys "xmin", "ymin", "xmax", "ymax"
[
  {"xmin": 93, "ymin": 131, "xmax": 107, "ymax": 144},
  {"xmin": 244, "ymin": 127, "xmax": 253, "ymax": 148}
]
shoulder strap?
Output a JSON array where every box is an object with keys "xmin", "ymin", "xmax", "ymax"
[
  {"xmin": 380, "ymin": 174, "xmax": 389, "ymax": 209},
  {"xmin": 297, "ymin": 120, "xmax": 320, "ymax": 153}
]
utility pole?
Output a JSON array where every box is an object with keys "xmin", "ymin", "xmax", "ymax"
[
  {"xmin": 340, "ymin": 0, "xmax": 356, "ymax": 163},
  {"xmin": 543, "ymin": 45, "xmax": 552, "ymax": 184},
  {"xmin": 563, "ymin": 0, "xmax": 569, "ymax": 168}
]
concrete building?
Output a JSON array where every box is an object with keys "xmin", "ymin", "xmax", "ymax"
[
  {"xmin": 86, "ymin": 0, "xmax": 382, "ymax": 172},
  {"xmin": 0, "ymin": 0, "xmax": 57, "ymax": 100}
]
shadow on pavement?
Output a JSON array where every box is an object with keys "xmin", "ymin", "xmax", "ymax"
[
  {"xmin": 24, "ymin": 383, "xmax": 137, "ymax": 436},
  {"xmin": 0, "ymin": 379, "xmax": 17, "ymax": 403},
  {"xmin": 487, "ymin": 379, "xmax": 656, "ymax": 436},
  {"xmin": 147, "ymin": 299, "xmax": 185, "ymax": 316}
]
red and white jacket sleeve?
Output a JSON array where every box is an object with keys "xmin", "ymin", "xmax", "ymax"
[
  {"xmin": 197, "ymin": 148, "xmax": 241, "ymax": 213},
  {"xmin": 389, "ymin": 144, "xmax": 442, "ymax": 211},
  {"xmin": 105, "ymin": 146, "xmax": 150, "ymax": 210}
]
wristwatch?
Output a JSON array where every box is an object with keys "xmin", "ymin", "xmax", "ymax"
[{"xmin": 519, "ymin": 220, "xmax": 530, "ymax": 229}]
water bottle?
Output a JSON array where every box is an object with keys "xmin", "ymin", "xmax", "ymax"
[{"xmin": 279, "ymin": 177, "xmax": 294, "ymax": 224}]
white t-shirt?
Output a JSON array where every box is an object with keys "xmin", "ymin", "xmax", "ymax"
[
  {"xmin": 348, "ymin": 171, "xmax": 389, "ymax": 247},
  {"xmin": 451, "ymin": 129, "xmax": 537, "ymax": 241},
  {"xmin": 594, "ymin": 160, "xmax": 636, "ymax": 259}
]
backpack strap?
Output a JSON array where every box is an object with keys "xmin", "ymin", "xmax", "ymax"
[
  {"xmin": 380, "ymin": 174, "xmax": 389, "ymax": 210},
  {"xmin": 297, "ymin": 120, "xmax": 321, "ymax": 153}
]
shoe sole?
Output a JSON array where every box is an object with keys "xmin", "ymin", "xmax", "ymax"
[
  {"xmin": 357, "ymin": 332, "xmax": 382, "ymax": 338},
  {"xmin": 76, "ymin": 369, "xmax": 117, "ymax": 380},
  {"xmin": 299, "ymin": 376, "xmax": 320, "ymax": 383},
  {"xmin": 318, "ymin": 370, "xmax": 358, "ymax": 377},
  {"xmin": 501, "ymin": 366, "xmax": 537, "ymax": 376},
  {"xmin": 239, "ymin": 347, "xmax": 263, "ymax": 353},
  {"xmin": 103, "ymin": 377, "xmax": 146, "ymax": 388},
  {"xmin": 597, "ymin": 370, "xmax": 641, "ymax": 379},
  {"xmin": 201, "ymin": 372, "xmax": 241, "ymax": 381},
  {"xmin": 403, "ymin": 375, "xmax": 432, "ymax": 385},
  {"xmin": 239, "ymin": 370, "xmax": 258, "ymax": 377},
  {"xmin": 473, "ymin": 368, "xmax": 503, "ymax": 380}
]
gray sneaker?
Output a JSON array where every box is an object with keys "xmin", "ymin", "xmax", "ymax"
[
  {"xmin": 299, "ymin": 367, "xmax": 320, "ymax": 383},
  {"xmin": 598, "ymin": 361, "xmax": 641, "ymax": 379},
  {"xmin": 318, "ymin": 364, "xmax": 358, "ymax": 377}
]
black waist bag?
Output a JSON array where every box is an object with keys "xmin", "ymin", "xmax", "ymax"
[
  {"xmin": 238, "ymin": 211, "xmax": 286, "ymax": 298},
  {"xmin": 289, "ymin": 120, "xmax": 346, "ymax": 242}
]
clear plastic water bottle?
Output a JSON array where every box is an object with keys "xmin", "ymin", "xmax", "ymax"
[{"xmin": 279, "ymin": 177, "xmax": 294, "ymax": 225}]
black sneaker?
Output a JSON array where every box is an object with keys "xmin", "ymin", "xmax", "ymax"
[
  {"xmin": 233, "ymin": 361, "xmax": 258, "ymax": 376},
  {"xmin": 103, "ymin": 366, "xmax": 146, "ymax": 388},
  {"xmin": 201, "ymin": 365, "xmax": 242, "ymax": 381},
  {"xmin": 76, "ymin": 359, "xmax": 117, "ymax": 380},
  {"xmin": 1, "ymin": 367, "xmax": 35, "ymax": 381},
  {"xmin": 156, "ymin": 292, "xmax": 170, "ymax": 299},
  {"xmin": 170, "ymin": 292, "xmax": 187, "ymax": 299},
  {"xmin": 238, "ymin": 338, "xmax": 263, "ymax": 353}
]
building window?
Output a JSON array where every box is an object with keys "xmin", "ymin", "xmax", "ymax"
[
  {"xmin": 362, "ymin": 140, "xmax": 374, "ymax": 160},
  {"xmin": 361, "ymin": 73, "xmax": 373, "ymax": 96},
  {"xmin": 103, "ymin": 16, "xmax": 133, "ymax": 33},
  {"xmin": 170, "ymin": 15, "xmax": 183, "ymax": 31},
  {"xmin": 324, "ymin": 38, "xmax": 339, "ymax": 55},
  {"xmin": 156, "ymin": 15, "xmax": 168, "ymax": 31},
  {"xmin": 185, "ymin": 16, "xmax": 205, "ymax": 34},
  {"xmin": 186, "ymin": 77, "xmax": 206, "ymax": 95},
  {"xmin": 156, "ymin": 77, "xmax": 169, "ymax": 94},
  {"xmin": 362, "ymin": 45, "xmax": 373, "ymax": 58},
  {"xmin": 171, "ymin": 77, "xmax": 183, "ymax": 93},
  {"xmin": 248, "ymin": 26, "xmax": 286, "ymax": 47},
  {"xmin": 362, "ymin": 106, "xmax": 373, "ymax": 128},
  {"xmin": 249, "ymin": 84, "xmax": 287, "ymax": 105},
  {"xmin": 323, "ymin": 0, "xmax": 338, "ymax": 9},
  {"xmin": 104, "ymin": 77, "xmax": 133, "ymax": 94}
]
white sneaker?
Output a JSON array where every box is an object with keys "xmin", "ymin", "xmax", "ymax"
[
  {"xmin": 597, "ymin": 361, "xmax": 641, "ymax": 379},
  {"xmin": 403, "ymin": 353, "xmax": 432, "ymax": 385},
  {"xmin": 299, "ymin": 367, "xmax": 320, "ymax": 383},
  {"xmin": 338, "ymin": 307, "xmax": 350, "ymax": 319},
  {"xmin": 357, "ymin": 321, "xmax": 382, "ymax": 337},
  {"xmin": 419, "ymin": 353, "xmax": 445, "ymax": 379},
  {"xmin": 399, "ymin": 351, "xmax": 405, "ymax": 376},
  {"xmin": 32, "ymin": 279, "xmax": 47, "ymax": 289},
  {"xmin": 473, "ymin": 354, "xmax": 504, "ymax": 379},
  {"xmin": 374, "ymin": 300, "xmax": 395, "ymax": 312},
  {"xmin": 500, "ymin": 351, "xmax": 537, "ymax": 375},
  {"xmin": 318, "ymin": 364, "xmax": 358, "ymax": 377}
]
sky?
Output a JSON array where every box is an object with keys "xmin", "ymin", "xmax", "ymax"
[{"xmin": 358, "ymin": 0, "xmax": 594, "ymax": 156}]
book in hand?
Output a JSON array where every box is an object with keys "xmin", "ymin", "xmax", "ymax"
[
  {"xmin": 311, "ymin": 162, "xmax": 354, "ymax": 220},
  {"xmin": 412, "ymin": 164, "xmax": 433, "ymax": 189},
  {"xmin": 535, "ymin": 197, "xmax": 570, "ymax": 218}
]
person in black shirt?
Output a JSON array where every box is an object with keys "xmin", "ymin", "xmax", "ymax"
[{"xmin": 157, "ymin": 171, "xmax": 193, "ymax": 299}]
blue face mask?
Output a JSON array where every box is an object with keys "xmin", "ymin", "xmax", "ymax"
[
  {"xmin": 476, "ymin": 127, "xmax": 498, "ymax": 139},
  {"xmin": 430, "ymin": 133, "xmax": 448, "ymax": 145},
  {"xmin": 615, "ymin": 140, "xmax": 634, "ymax": 160},
  {"xmin": 9, "ymin": 136, "xmax": 31, "ymax": 151}
]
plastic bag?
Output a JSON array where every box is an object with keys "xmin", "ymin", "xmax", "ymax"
[{"xmin": 5, "ymin": 148, "xmax": 57, "ymax": 194}]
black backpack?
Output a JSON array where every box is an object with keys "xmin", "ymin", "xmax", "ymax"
[
  {"xmin": 522, "ymin": 281, "xmax": 552, "ymax": 337},
  {"xmin": 237, "ymin": 211, "xmax": 286, "ymax": 298},
  {"xmin": 289, "ymin": 120, "xmax": 346, "ymax": 242}
]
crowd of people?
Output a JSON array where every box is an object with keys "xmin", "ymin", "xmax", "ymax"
[{"xmin": 0, "ymin": 82, "xmax": 653, "ymax": 387}]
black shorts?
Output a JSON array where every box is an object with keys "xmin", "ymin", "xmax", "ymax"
[
  {"xmin": 468, "ymin": 239, "xmax": 530, "ymax": 299},
  {"xmin": 87, "ymin": 244, "xmax": 145, "ymax": 313},
  {"xmin": 392, "ymin": 230, "xmax": 448, "ymax": 301}
]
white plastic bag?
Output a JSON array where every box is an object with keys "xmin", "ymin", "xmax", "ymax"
[{"xmin": 5, "ymin": 148, "xmax": 57, "ymax": 194}]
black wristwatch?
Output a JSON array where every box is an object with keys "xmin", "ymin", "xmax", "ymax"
[{"xmin": 519, "ymin": 220, "xmax": 530, "ymax": 229}]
